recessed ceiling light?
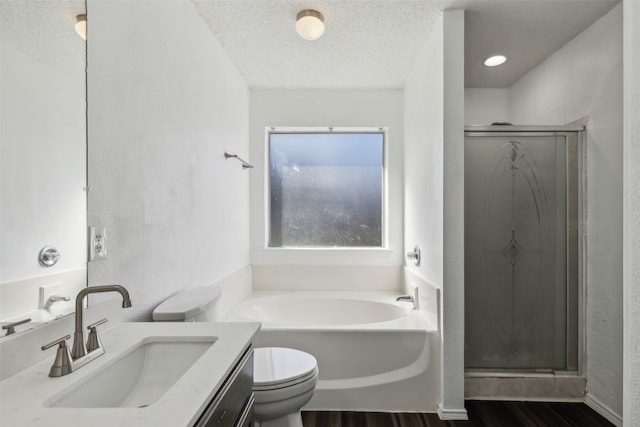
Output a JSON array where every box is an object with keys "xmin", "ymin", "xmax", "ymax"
[
  {"xmin": 296, "ymin": 9, "xmax": 325, "ymax": 41},
  {"xmin": 484, "ymin": 55, "xmax": 507, "ymax": 67}
]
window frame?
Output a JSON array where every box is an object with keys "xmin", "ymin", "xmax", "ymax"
[{"xmin": 265, "ymin": 126, "xmax": 389, "ymax": 250}]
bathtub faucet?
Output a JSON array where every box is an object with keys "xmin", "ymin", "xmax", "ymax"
[{"xmin": 396, "ymin": 295, "xmax": 418, "ymax": 310}]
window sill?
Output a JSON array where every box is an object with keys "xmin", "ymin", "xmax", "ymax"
[{"xmin": 251, "ymin": 247, "xmax": 398, "ymax": 266}]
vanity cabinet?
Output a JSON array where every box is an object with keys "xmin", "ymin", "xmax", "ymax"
[{"xmin": 194, "ymin": 345, "xmax": 254, "ymax": 427}]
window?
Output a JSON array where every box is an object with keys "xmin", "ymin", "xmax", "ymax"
[{"xmin": 268, "ymin": 128, "xmax": 386, "ymax": 248}]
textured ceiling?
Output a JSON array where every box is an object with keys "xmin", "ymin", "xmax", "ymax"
[
  {"xmin": 0, "ymin": 0, "xmax": 86, "ymax": 80},
  {"xmin": 192, "ymin": 0, "xmax": 445, "ymax": 89},
  {"xmin": 193, "ymin": 0, "xmax": 620, "ymax": 89},
  {"xmin": 1, "ymin": 1, "xmax": 619, "ymax": 89}
]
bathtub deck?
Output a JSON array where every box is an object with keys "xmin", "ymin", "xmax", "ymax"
[{"xmin": 301, "ymin": 400, "xmax": 615, "ymax": 426}]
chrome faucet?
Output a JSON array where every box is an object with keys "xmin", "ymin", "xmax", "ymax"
[
  {"xmin": 396, "ymin": 287, "xmax": 420, "ymax": 310},
  {"xmin": 396, "ymin": 295, "xmax": 418, "ymax": 310},
  {"xmin": 49, "ymin": 295, "xmax": 70, "ymax": 303},
  {"xmin": 44, "ymin": 294, "xmax": 70, "ymax": 310},
  {"xmin": 71, "ymin": 285, "xmax": 132, "ymax": 359}
]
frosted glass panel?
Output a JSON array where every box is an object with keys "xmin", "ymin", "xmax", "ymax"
[
  {"xmin": 269, "ymin": 132, "xmax": 383, "ymax": 247},
  {"xmin": 464, "ymin": 134, "xmax": 567, "ymax": 370}
]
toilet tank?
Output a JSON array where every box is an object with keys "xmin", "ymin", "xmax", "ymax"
[{"xmin": 152, "ymin": 286, "xmax": 222, "ymax": 322}]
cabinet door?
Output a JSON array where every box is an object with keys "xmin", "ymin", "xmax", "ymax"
[{"xmin": 194, "ymin": 346, "xmax": 254, "ymax": 427}]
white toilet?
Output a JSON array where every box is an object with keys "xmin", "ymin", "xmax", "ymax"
[{"xmin": 152, "ymin": 286, "xmax": 318, "ymax": 427}]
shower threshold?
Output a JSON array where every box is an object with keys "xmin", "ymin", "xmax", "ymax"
[
  {"xmin": 465, "ymin": 368, "xmax": 578, "ymax": 376},
  {"xmin": 464, "ymin": 370, "xmax": 585, "ymax": 401}
]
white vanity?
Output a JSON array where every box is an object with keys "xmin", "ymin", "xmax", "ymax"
[{"xmin": 0, "ymin": 322, "xmax": 260, "ymax": 426}]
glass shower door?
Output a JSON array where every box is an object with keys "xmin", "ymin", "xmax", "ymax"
[{"xmin": 464, "ymin": 132, "xmax": 577, "ymax": 371}]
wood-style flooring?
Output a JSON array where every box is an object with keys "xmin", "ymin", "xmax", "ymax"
[{"xmin": 301, "ymin": 401, "xmax": 615, "ymax": 427}]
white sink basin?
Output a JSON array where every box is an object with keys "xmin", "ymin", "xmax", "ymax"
[
  {"xmin": 46, "ymin": 336, "xmax": 216, "ymax": 408},
  {"xmin": 2, "ymin": 322, "xmax": 260, "ymax": 426}
]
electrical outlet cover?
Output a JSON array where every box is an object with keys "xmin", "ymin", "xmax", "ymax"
[{"xmin": 88, "ymin": 226, "xmax": 107, "ymax": 261}]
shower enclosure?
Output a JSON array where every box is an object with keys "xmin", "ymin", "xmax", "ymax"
[{"xmin": 464, "ymin": 126, "xmax": 582, "ymax": 372}]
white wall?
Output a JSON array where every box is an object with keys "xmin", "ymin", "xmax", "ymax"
[
  {"xmin": 508, "ymin": 5, "xmax": 623, "ymax": 422},
  {"xmin": 404, "ymin": 10, "xmax": 466, "ymax": 419},
  {"xmin": 404, "ymin": 19, "xmax": 444, "ymax": 289},
  {"xmin": 623, "ymin": 1, "xmax": 640, "ymax": 425},
  {"xmin": 0, "ymin": 41, "xmax": 86, "ymax": 284},
  {"xmin": 87, "ymin": 0, "xmax": 250, "ymax": 320},
  {"xmin": 464, "ymin": 88, "xmax": 509, "ymax": 125},
  {"xmin": 441, "ymin": 10, "xmax": 466, "ymax": 419},
  {"xmin": 0, "ymin": 31, "xmax": 86, "ymax": 320},
  {"xmin": 249, "ymin": 89, "xmax": 404, "ymax": 291}
]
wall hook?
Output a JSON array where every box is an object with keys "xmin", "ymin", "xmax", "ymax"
[{"xmin": 224, "ymin": 152, "xmax": 253, "ymax": 169}]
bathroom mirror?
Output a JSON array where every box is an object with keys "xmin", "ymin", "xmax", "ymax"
[{"xmin": 0, "ymin": 0, "xmax": 87, "ymax": 339}]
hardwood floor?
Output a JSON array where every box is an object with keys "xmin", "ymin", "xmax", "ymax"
[{"xmin": 302, "ymin": 401, "xmax": 615, "ymax": 426}]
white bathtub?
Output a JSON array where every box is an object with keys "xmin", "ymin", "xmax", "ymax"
[{"xmin": 222, "ymin": 291, "xmax": 440, "ymax": 412}]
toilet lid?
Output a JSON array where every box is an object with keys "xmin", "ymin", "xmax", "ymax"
[{"xmin": 253, "ymin": 347, "xmax": 318, "ymax": 389}]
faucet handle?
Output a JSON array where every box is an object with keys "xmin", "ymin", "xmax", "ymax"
[
  {"xmin": 41, "ymin": 334, "xmax": 71, "ymax": 350},
  {"xmin": 86, "ymin": 318, "xmax": 108, "ymax": 353},
  {"xmin": 41, "ymin": 335, "xmax": 73, "ymax": 377},
  {"xmin": 406, "ymin": 245, "xmax": 421, "ymax": 266},
  {"xmin": 2, "ymin": 318, "xmax": 32, "ymax": 336},
  {"xmin": 87, "ymin": 318, "xmax": 108, "ymax": 330}
]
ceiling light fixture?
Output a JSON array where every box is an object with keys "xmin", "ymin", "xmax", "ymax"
[
  {"xmin": 484, "ymin": 55, "xmax": 507, "ymax": 67},
  {"xmin": 296, "ymin": 9, "xmax": 325, "ymax": 41},
  {"xmin": 75, "ymin": 14, "xmax": 87, "ymax": 40}
]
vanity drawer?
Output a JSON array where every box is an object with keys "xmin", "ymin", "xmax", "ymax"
[{"xmin": 194, "ymin": 346, "xmax": 254, "ymax": 427}]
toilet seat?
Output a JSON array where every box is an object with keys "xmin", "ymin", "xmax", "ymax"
[
  {"xmin": 253, "ymin": 347, "xmax": 318, "ymax": 391},
  {"xmin": 253, "ymin": 368, "xmax": 318, "ymax": 392}
]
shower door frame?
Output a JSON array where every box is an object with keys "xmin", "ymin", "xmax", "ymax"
[{"xmin": 463, "ymin": 125, "xmax": 585, "ymax": 376}]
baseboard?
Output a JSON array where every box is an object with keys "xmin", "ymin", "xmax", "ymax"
[
  {"xmin": 437, "ymin": 405, "xmax": 468, "ymax": 420},
  {"xmin": 584, "ymin": 393, "xmax": 622, "ymax": 427}
]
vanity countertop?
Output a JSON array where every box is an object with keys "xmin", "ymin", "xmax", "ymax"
[{"xmin": 0, "ymin": 321, "xmax": 260, "ymax": 427}]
